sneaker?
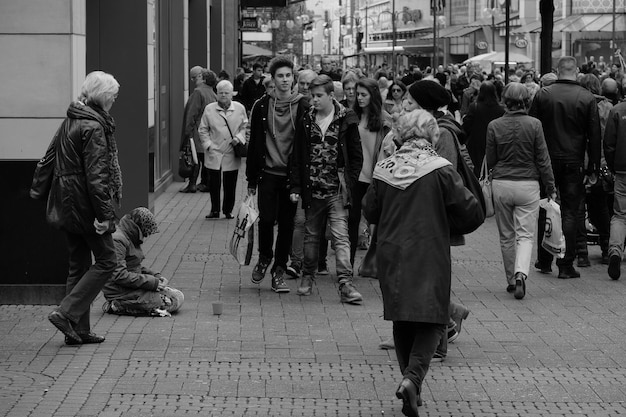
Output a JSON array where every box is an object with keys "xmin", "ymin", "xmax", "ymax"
[
  {"xmin": 558, "ymin": 266, "xmax": 580, "ymax": 279},
  {"xmin": 286, "ymin": 263, "xmax": 301, "ymax": 279},
  {"xmin": 296, "ymin": 276, "xmax": 313, "ymax": 296},
  {"xmin": 431, "ymin": 352, "xmax": 446, "ymax": 362},
  {"xmin": 271, "ymin": 267, "xmax": 290, "ymax": 293},
  {"xmin": 608, "ymin": 254, "xmax": 621, "ymax": 280},
  {"xmin": 447, "ymin": 328, "xmax": 459, "ymax": 343},
  {"xmin": 339, "ymin": 281, "xmax": 363, "ymax": 304},
  {"xmin": 577, "ymin": 255, "xmax": 591, "ymax": 268},
  {"xmin": 251, "ymin": 259, "xmax": 270, "ymax": 284},
  {"xmin": 205, "ymin": 211, "xmax": 220, "ymax": 219},
  {"xmin": 379, "ymin": 337, "xmax": 394, "ymax": 350}
]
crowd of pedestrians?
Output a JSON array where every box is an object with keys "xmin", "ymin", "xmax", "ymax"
[{"xmin": 36, "ymin": 53, "xmax": 626, "ymax": 417}]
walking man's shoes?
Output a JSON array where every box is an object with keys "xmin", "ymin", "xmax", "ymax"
[
  {"xmin": 251, "ymin": 259, "xmax": 270, "ymax": 284},
  {"xmin": 558, "ymin": 266, "xmax": 580, "ymax": 279},
  {"xmin": 48, "ymin": 310, "xmax": 81, "ymax": 344},
  {"xmin": 205, "ymin": 212, "xmax": 220, "ymax": 219},
  {"xmin": 65, "ymin": 332, "xmax": 106, "ymax": 345},
  {"xmin": 339, "ymin": 281, "xmax": 362, "ymax": 304},
  {"xmin": 534, "ymin": 260, "xmax": 552, "ymax": 274},
  {"xmin": 296, "ymin": 276, "xmax": 313, "ymax": 296},
  {"xmin": 608, "ymin": 254, "xmax": 621, "ymax": 280},
  {"xmin": 271, "ymin": 267, "xmax": 290, "ymax": 293}
]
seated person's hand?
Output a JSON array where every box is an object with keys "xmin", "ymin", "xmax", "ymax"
[{"xmin": 157, "ymin": 276, "xmax": 168, "ymax": 291}]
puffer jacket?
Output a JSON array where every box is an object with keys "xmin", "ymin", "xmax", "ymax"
[
  {"xmin": 46, "ymin": 102, "xmax": 117, "ymax": 234},
  {"xmin": 102, "ymin": 216, "xmax": 162, "ymax": 311}
]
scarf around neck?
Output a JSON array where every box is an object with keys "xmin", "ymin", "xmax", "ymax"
[
  {"xmin": 373, "ymin": 139, "xmax": 451, "ymax": 190},
  {"xmin": 90, "ymin": 103, "xmax": 123, "ymax": 204}
]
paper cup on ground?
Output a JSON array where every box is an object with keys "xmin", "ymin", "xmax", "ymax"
[{"xmin": 212, "ymin": 302, "xmax": 223, "ymax": 315}]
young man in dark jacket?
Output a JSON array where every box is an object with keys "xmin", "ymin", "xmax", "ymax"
[
  {"xmin": 246, "ymin": 56, "xmax": 310, "ymax": 293},
  {"xmin": 529, "ymin": 56, "xmax": 601, "ymax": 279},
  {"xmin": 289, "ymin": 75, "xmax": 364, "ymax": 303}
]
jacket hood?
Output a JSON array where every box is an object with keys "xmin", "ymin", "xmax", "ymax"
[
  {"xmin": 67, "ymin": 101, "xmax": 107, "ymax": 125},
  {"xmin": 118, "ymin": 215, "xmax": 143, "ymax": 246},
  {"xmin": 436, "ymin": 112, "xmax": 463, "ymax": 138}
]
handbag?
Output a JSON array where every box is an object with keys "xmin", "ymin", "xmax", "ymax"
[
  {"xmin": 220, "ymin": 114, "xmax": 248, "ymax": 158},
  {"xmin": 30, "ymin": 127, "xmax": 60, "ymax": 200},
  {"xmin": 229, "ymin": 195, "xmax": 259, "ymax": 265},
  {"xmin": 358, "ymin": 225, "xmax": 377, "ymax": 279},
  {"xmin": 452, "ymin": 133, "xmax": 486, "ymax": 225},
  {"xmin": 178, "ymin": 138, "xmax": 195, "ymax": 178},
  {"xmin": 479, "ymin": 156, "xmax": 495, "ymax": 217}
]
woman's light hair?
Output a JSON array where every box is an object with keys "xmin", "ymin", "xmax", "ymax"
[
  {"xmin": 502, "ymin": 82, "xmax": 529, "ymax": 111},
  {"xmin": 79, "ymin": 71, "xmax": 120, "ymax": 107},
  {"xmin": 395, "ymin": 109, "xmax": 440, "ymax": 146}
]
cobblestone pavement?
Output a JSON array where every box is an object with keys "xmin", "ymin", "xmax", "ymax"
[{"xmin": 2, "ymin": 166, "xmax": 626, "ymax": 416}]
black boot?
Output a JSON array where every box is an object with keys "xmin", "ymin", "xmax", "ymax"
[{"xmin": 180, "ymin": 165, "xmax": 199, "ymax": 193}]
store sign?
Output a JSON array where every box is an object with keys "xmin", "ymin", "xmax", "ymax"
[
  {"xmin": 476, "ymin": 41, "xmax": 488, "ymax": 50},
  {"xmin": 515, "ymin": 38, "xmax": 528, "ymax": 48},
  {"xmin": 241, "ymin": 17, "xmax": 258, "ymax": 30},
  {"xmin": 552, "ymin": 39, "xmax": 562, "ymax": 49}
]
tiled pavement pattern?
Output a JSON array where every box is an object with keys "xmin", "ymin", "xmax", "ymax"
[{"xmin": 2, "ymin": 165, "xmax": 626, "ymax": 416}]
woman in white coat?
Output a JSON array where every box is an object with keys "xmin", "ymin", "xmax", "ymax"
[{"xmin": 198, "ymin": 80, "xmax": 248, "ymax": 219}]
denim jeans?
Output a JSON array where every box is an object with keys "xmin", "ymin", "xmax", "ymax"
[
  {"xmin": 291, "ymin": 199, "xmax": 328, "ymax": 269},
  {"xmin": 208, "ymin": 168, "xmax": 238, "ymax": 215},
  {"xmin": 493, "ymin": 179, "xmax": 540, "ymax": 284},
  {"xmin": 537, "ymin": 160, "xmax": 585, "ymax": 268},
  {"xmin": 609, "ymin": 173, "xmax": 626, "ymax": 258},
  {"xmin": 257, "ymin": 172, "xmax": 297, "ymax": 271},
  {"xmin": 393, "ymin": 321, "xmax": 445, "ymax": 390},
  {"xmin": 59, "ymin": 231, "xmax": 117, "ymax": 332},
  {"xmin": 303, "ymin": 194, "xmax": 352, "ymax": 282}
]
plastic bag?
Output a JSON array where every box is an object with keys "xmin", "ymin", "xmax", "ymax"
[
  {"xmin": 539, "ymin": 198, "xmax": 565, "ymax": 258},
  {"xmin": 229, "ymin": 195, "xmax": 259, "ymax": 265}
]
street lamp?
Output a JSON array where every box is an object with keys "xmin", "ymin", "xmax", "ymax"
[
  {"xmin": 483, "ymin": 0, "xmax": 501, "ymax": 52},
  {"xmin": 377, "ymin": 2, "xmax": 415, "ymax": 77}
]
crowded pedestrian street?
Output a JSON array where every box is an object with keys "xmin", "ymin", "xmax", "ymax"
[{"xmin": 2, "ymin": 165, "xmax": 626, "ymax": 416}]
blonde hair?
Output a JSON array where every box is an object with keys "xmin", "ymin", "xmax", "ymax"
[
  {"xmin": 79, "ymin": 71, "xmax": 120, "ymax": 108},
  {"xmin": 396, "ymin": 109, "xmax": 440, "ymax": 145}
]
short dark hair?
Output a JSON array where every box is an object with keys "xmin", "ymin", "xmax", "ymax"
[
  {"xmin": 309, "ymin": 75, "xmax": 335, "ymax": 95},
  {"xmin": 202, "ymin": 69, "xmax": 217, "ymax": 87},
  {"xmin": 268, "ymin": 56, "xmax": 294, "ymax": 77},
  {"xmin": 252, "ymin": 63, "xmax": 263, "ymax": 71}
]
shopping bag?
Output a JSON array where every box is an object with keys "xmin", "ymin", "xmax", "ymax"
[
  {"xmin": 539, "ymin": 198, "xmax": 566, "ymax": 258},
  {"xmin": 229, "ymin": 195, "xmax": 259, "ymax": 265},
  {"xmin": 178, "ymin": 138, "xmax": 196, "ymax": 178},
  {"xmin": 479, "ymin": 156, "xmax": 495, "ymax": 218}
]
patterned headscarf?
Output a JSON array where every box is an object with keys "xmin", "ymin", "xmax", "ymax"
[{"xmin": 128, "ymin": 207, "xmax": 159, "ymax": 237}]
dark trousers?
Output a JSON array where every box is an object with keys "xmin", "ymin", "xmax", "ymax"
[
  {"xmin": 208, "ymin": 168, "xmax": 238, "ymax": 215},
  {"xmin": 257, "ymin": 172, "xmax": 297, "ymax": 271},
  {"xmin": 59, "ymin": 231, "xmax": 117, "ymax": 332},
  {"xmin": 348, "ymin": 181, "xmax": 370, "ymax": 265},
  {"xmin": 537, "ymin": 160, "xmax": 586, "ymax": 268},
  {"xmin": 576, "ymin": 185, "xmax": 610, "ymax": 256},
  {"xmin": 393, "ymin": 321, "xmax": 445, "ymax": 389}
]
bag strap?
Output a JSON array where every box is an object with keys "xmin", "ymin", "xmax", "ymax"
[
  {"xmin": 219, "ymin": 114, "xmax": 235, "ymax": 140},
  {"xmin": 480, "ymin": 156, "xmax": 488, "ymax": 179}
]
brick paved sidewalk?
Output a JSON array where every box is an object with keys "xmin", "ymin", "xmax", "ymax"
[{"xmin": 2, "ymin": 166, "xmax": 626, "ymax": 416}]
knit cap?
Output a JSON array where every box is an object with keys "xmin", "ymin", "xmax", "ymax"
[
  {"xmin": 128, "ymin": 207, "xmax": 159, "ymax": 237},
  {"xmin": 408, "ymin": 80, "xmax": 450, "ymax": 111}
]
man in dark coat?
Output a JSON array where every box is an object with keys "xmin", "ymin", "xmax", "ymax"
[
  {"xmin": 240, "ymin": 63, "xmax": 266, "ymax": 112},
  {"xmin": 363, "ymin": 109, "xmax": 484, "ymax": 417}
]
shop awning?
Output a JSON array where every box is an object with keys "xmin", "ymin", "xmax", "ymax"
[
  {"xmin": 513, "ymin": 14, "xmax": 626, "ymax": 34},
  {"xmin": 464, "ymin": 14, "xmax": 519, "ymax": 27},
  {"xmin": 421, "ymin": 24, "xmax": 482, "ymax": 40},
  {"xmin": 242, "ymin": 43, "xmax": 273, "ymax": 57}
]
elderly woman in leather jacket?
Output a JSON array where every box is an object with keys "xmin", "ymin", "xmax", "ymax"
[
  {"xmin": 102, "ymin": 208, "xmax": 184, "ymax": 316},
  {"xmin": 44, "ymin": 71, "xmax": 122, "ymax": 345}
]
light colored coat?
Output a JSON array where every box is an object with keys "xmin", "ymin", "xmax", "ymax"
[{"xmin": 198, "ymin": 100, "xmax": 248, "ymax": 171}]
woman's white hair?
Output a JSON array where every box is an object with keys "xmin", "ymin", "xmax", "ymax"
[
  {"xmin": 395, "ymin": 109, "xmax": 440, "ymax": 146},
  {"xmin": 79, "ymin": 71, "xmax": 120, "ymax": 107}
]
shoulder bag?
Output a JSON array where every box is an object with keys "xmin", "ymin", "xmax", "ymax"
[
  {"xmin": 479, "ymin": 156, "xmax": 495, "ymax": 217},
  {"xmin": 178, "ymin": 137, "xmax": 195, "ymax": 179},
  {"xmin": 220, "ymin": 114, "xmax": 247, "ymax": 158}
]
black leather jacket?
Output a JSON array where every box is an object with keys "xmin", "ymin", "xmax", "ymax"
[
  {"xmin": 46, "ymin": 102, "xmax": 117, "ymax": 234},
  {"xmin": 529, "ymin": 79, "xmax": 601, "ymax": 173}
]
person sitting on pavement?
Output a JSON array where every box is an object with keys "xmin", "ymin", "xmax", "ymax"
[{"xmin": 102, "ymin": 207, "xmax": 184, "ymax": 316}]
